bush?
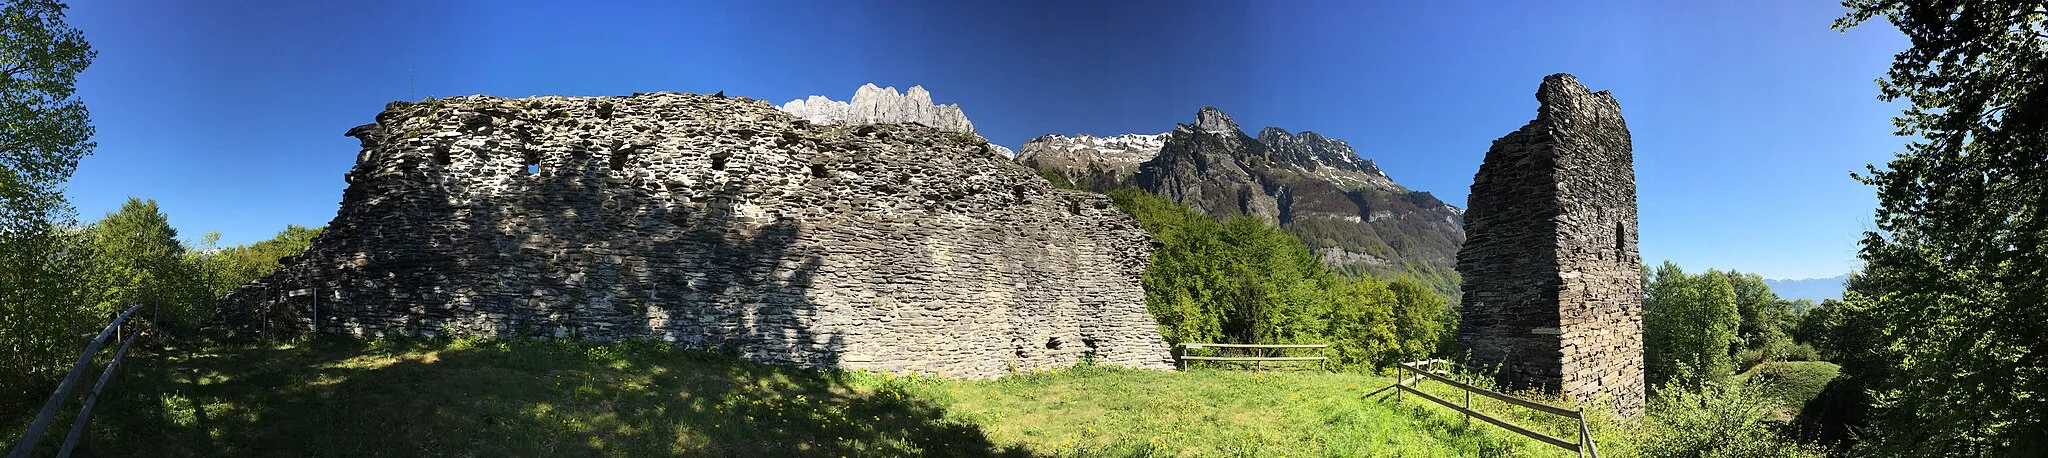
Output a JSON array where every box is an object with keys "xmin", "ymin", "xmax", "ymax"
[
  {"xmin": 1642, "ymin": 378, "xmax": 1827, "ymax": 458},
  {"xmin": 1780, "ymin": 343, "xmax": 1819, "ymax": 362},
  {"xmin": 1740, "ymin": 361, "xmax": 1840, "ymax": 413}
]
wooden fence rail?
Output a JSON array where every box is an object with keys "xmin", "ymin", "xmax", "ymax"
[
  {"xmin": 1387, "ymin": 360, "xmax": 1599, "ymax": 458},
  {"xmin": 8, "ymin": 303, "xmax": 151, "ymax": 458},
  {"xmin": 1173, "ymin": 343, "xmax": 1328, "ymax": 371}
]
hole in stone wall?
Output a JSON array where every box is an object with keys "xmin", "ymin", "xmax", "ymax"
[
  {"xmin": 1045, "ymin": 336, "xmax": 1062, "ymax": 350},
  {"xmin": 1013, "ymin": 185, "xmax": 1028, "ymax": 202},
  {"xmin": 1615, "ymin": 222, "xmax": 1627, "ymax": 254},
  {"xmin": 611, "ymin": 149, "xmax": 632, "ymax": 171},
  {"xmin": 522, "ymin": 151, "xmax": 541, "ymax": 176},
  {"xmin": 433, "ymin": 146, "xmax": 451, "ymax": 165},
  {"xmin": 810, "ymin": 163, "xmax": 828, "ymax": 178},
  {"xmin": 711, "ymin": 154, "xmax": 728, "ymax": 171}
]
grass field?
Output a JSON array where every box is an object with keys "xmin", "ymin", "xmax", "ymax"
[{"xmin": 6, "ymin": 337, "xmax": 1641, "ymax": 457}]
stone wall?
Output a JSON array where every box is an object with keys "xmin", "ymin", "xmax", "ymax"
[
  {"xmin": 1457, "ymin": 74, "xmax": 1645, "ymax": 416},
  {"xmin": 216, "ymin": 92, "xmax": 1174, "ymax": 378}
]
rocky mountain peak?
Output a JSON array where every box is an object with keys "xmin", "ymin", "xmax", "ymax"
[
  {"xmin": 1193, "ymin": 106, "xmax": 1241, "ymax": 134},
  {"xmin": 1016, "ymin": 132, "xmax": 1168, "ymax": 190},
  {"xmin": 1017, "ymin": 104, "xmax": 1465, "ymax": 291},
  {"xmin": 1254, "ymin": 126, "xmax": 1396, "ymax": 191},
  {"xmin": 779, "ymin": 83, "xmax": 977, "ymax": 134}
]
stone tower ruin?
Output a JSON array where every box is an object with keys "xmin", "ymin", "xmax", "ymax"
[{"xmin": 1457, "ymin": 74, "xmax": 1645, "ymax": 416}]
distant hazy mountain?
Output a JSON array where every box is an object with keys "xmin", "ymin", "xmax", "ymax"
[{"xmin": 1765, "ymin": 274, "xmax": 1850, "ymax": 302}]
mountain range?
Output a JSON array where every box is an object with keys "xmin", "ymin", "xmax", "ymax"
[
  {"xmin": 1020, "ymin": 107, "xmax": 1466, "ymax": 291},
  {"xmin": 1764, "ymin": 274, "xmax": 1850, "ymax": 303},
  {"xmin": 782, "ymin": 85, "xmax": 1468, "ymax": 291}
]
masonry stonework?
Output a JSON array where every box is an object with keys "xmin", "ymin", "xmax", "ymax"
[
  {"xmin": 216, "ymin": 92, "xmax": 1173, "ymax": 377},
  {"xmin": 1457, "ymin": 74, "xmax": 1645, "ymax": 416}
]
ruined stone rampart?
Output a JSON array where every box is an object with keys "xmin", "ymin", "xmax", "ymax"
[
  {"xmin": 1458, "ymin": 74, "xmax": 1645, "ymax": 416},
  {"xmin": 217, "ymin": 92, "xmax": 1173, "ymax": 377}
]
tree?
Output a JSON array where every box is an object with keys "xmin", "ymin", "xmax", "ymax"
[
  {"xmin": 1723, "ymin": 271, "xmax": 1794, "ymax": 366},
  {"xmin": 1387, "ymin": 277, "xmax": 1445, "ymax": 364},
  {"xmin": 1108, "ymin": 188, "xmax": 1419, "ymax": 368},
  {"xmin": 194, "ymin": 224, "xmax": 322, "ymax": 295},
  {"xmin": 0, "ymin": 0, "xmax": 94, "ymax": 232},
  {"xmin": 1835, "ymin": 0, "xmax": 2048, "ymax": 453},
  {"xmin": 1643, "ymin": 262, "xmax": 1742, "ymax": 387},
  {"xmin": 0, "ymin": 0, "xmax": 94, "ymax": 417},
  {"xmin": 83, "ymin": 198, "xmax": 210, "ymax": 333}
]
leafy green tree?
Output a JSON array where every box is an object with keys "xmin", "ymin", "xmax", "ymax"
[
  {"xmin": 193, "ymin": 224, "xmax": 322, "ymax": 295},
  {"xmin": 0, "ymin": 0, "xmax": 95, "ymax": 417},
  {"xmin": 1387, "ymin": 277, "xmax": 1444, "ymax": 364},
  {"xmin": 1325, "ymin": 275, "xmax": 1397, "ymax": 367},
  {"xmin": 0, "ymin": 0, "xmax": 93, "ymax": 232},
  {"xmin": 1108, "ymin": 188, "xmax": 1432, "ymax": 368},
  {"xmin": 1643, "ymin": 262, "xmax": 1741, "ymax": 387},
  {"xmin": 82, "ymin": 198, "xmax": 210, "ymax": 333},
  {"xmin": 1835, "ymin": 0, "xmax": 2048, "ymax": 453},
  {"xmin": 1723, "ymin": 271, "xmax": 1794, "ymax": 367}
]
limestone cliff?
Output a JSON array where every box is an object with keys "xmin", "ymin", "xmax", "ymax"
[
  {"xmin": 216, "ymin": 92, "xmax": 1173, "ymax": 377},
  {"xmin": 778, "ymin": 84, "xmax": 977, "ymax": 134}
]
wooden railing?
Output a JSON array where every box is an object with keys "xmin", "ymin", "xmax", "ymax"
[
  {"xmin": 8, "ymin": 304, "xmax": 151, "ymax": 458},
  {"xmin": 1173, "ymin": 343, "xmax": 1328, "ymax": 371},
  {"xmin": 1388, "ymin": 360, "xmax": 1600, "ymax": 458}
]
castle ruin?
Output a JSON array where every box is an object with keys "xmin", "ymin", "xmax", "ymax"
[
  {"xmin": 1457, "ymin": 74, "xmax": 1645, "ymax": 416},
  {"xmin": 216, "ymin": 92, "xmax": 1174, "ymax": 377}
]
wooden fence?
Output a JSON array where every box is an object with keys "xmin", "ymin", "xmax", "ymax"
[
  {"xmin": 1173, "ymin": 343, "xmax": 1328, "ymax": 371},
  {"xmin": 1387, "ymin": 359, "xmax": 1600, "ymax": 458},
  {"xmin": 8, "ymin": 303, "xmax": 152, "ymax": 458}
]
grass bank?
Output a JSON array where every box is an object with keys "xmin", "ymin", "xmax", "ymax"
[{"xmin": 9, "ymin": 337, "xmax": 1638, "ymax": 456}]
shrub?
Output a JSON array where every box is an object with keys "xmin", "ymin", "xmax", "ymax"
[
  {"xmin": 1740, "ymin": 361, "xmax": 1840, "ymax": 413},
  {"xmin": 1641, "ymin": 378, "xmax": 1826, "ymax": 458}
]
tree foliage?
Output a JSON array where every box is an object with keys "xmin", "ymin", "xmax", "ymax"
[
  {"xmin": 1835, "ymin": 0, "xmax": 2048, "ymax": 453},
  {"xmin": 193, "ymin": 224, "xmax": 321, "ymax": 295},
  {"xmin": 0, "ymin": 0, "xmax": 95, "ymax": 420},
  {"xmin": 1108, "ymin": 188, "xmax": 1444, "ymax": 367},
  {"xmin": 1643, "ymin": 262, "xmax": 1742, "ymax": 387},
  {"xmin": 81, "ymin": 198, "xmax": 214, "ymax": 333},
  {"xmin": 0, "ymin": 0, "xmax": 93, "ymax": 231}
]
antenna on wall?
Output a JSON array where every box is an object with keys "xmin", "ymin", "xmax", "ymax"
[{"xmin": 409, "ymin": 69, "xmax": 416, "ymax": 101}]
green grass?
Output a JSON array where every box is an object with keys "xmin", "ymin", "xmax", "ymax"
[
  {"xmin": 8, "ymin": 337, "xmax": 1644, "ymax": 457},
  {"xmin": 1734, "ymin": 361, "xmax": 1840, "ymax": 417}
]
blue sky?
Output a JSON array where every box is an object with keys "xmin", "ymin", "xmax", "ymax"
[{"xmin": 63, "ymin": 0, "xmax": 1905, "ymax": 280}]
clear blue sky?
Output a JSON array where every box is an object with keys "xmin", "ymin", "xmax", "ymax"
[{"xmin": 62, "ymin": 0, "xmax": 1905, "ymax": 280}]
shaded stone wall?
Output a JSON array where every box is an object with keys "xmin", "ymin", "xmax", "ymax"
[
  {"xmin": 1458, "ymin": 74, "xmax": 1644, "ymax": 416},
  {"xmin": 217, "ymin": 92, "xmax": 1173, "ymax": 378}
]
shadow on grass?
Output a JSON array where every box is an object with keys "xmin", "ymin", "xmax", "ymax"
[{"xmin": 83, "ymin": 337, "xmax": 1034, "ymax": 457}]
